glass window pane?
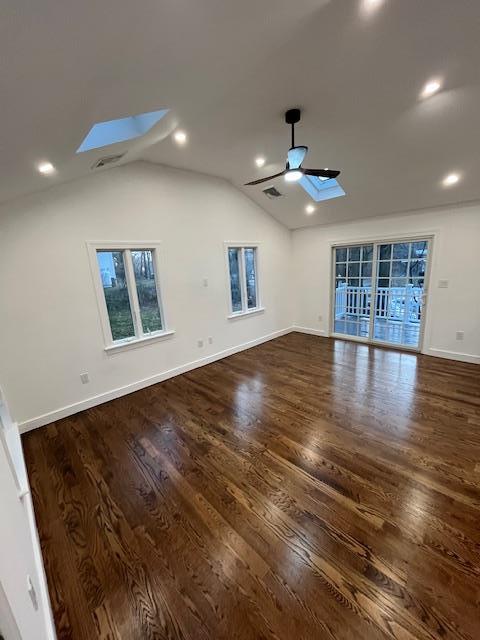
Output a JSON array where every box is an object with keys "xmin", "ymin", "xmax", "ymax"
[
  {"xmin": 392, "ymin": 260, "xmax": 408, "ymax": 277},
  {"xmin": 335, "ymin": 263, "xmax": 347, "ymax": 278},
  {"xmin": 378, "ymin": 262, "xmax": 390, "ymax": 278},
  {"xmin": 348, "ymin": 246, "xmax": 361, "ymax": 262},
  {"xmin": 334, "ymin": 320, "xmax": 346, "ymax": 334},
  {"xmin": 336, "ymin": 277, "xmax": 347, "ymax": 286},
  {"xmin": 361, "ymin": 262, "xmax": 372, "ymax": 278},
  {"xmin": 359, "ymin": 321, "xmax": 369, "ymax": 338},
  {"xmin": 348, "ymin": 263, "xmax": 360, "ymax": 278},
  {"xmin": 378, "ymin": 278, "xmax": 389, "ymax": 288},
  {"xmin": 362, "ymin": 245, "xmax": 373, "ymax": 261},
  {"xmin": 345, "ymin": 320, "xmax": 360, "ymax": 337},
  {"xmin": 348, "ymin": 278, "xmax": 360, "ymax": 287},
  {"xmin": 244, "ymin": 248, "xmax": 257, "ymax": 309},
  {"xmin": 379, "ymin": 244, "xmax": 392, "ymax": 260},
  {"xmin": 392, "ymin": 243, "xmax": 409, "ymax": 259},
  {"xmin": 412, "ymin": 241, "xmax": 428, "ymax": 258},
  {"xmin": 131, "ymin": 250, "xmax": 163, "ymax": 334},
  {"xmin": 409, "ymin": 259, "xmax": 426, "ymax": 278},
  {"xmin": 410, "ymin": 277, "xmax": 424, "ymax": 288},
  {"xmin": 97, "ymin": 251, "xmax": 135, "ymax": 341},
  {"xmin": 336, "ymin": 247, "xmax": 347, "ymax": 263},
  {"xmin": 391, "ymin": 278, "xmax": 408, "ymax": 287},
  {"xmin": 228, "ymin": 248, "xmax": 242, "ymax": 312}
]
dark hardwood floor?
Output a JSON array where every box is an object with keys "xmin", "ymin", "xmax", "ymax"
[{"xmin": 23, "ymin": 333, "xmax": 480, "ymax": 640}]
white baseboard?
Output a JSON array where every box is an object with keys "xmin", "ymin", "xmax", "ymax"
[
  {"xmin": 423, "ymin": 347, "xmax": 480, "ymax": 365},
  {"xmin": 18, "ymin": 329, "xmax": 479, "ymax": 433},
  {"xmin": 19, "ymin": 327, "xmax": 293, "ymax": 433},
  {"xmin": 292, "ymin": 326, "xmax": 328, "ymax": 337}
]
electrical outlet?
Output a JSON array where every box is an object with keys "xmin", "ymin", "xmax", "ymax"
[
  {"xmin": 80, "ymin": 372, "xmax": 89, "ymax": 384},
  {"xmin": 208, "ymin": 336, "xmax": 213, "ymax": 344},
  {"xmin": 318, "ymin": 315, "xmax": 323, "ymax": 322},
  {"xmin": 197, "ymin": 339, "xmax": 204, "ymax": 348},
  {"xmin": 456, "ymin": 331, "xmax": 464, "ymax": 341},
  {"xmin": 203, "ymin": 278, "xmax": 209, "ymax": 287}
]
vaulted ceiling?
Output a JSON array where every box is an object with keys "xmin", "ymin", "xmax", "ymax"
[{"xmin": 1, "ymin": 0, "xmax": 480, "ymax": 228}]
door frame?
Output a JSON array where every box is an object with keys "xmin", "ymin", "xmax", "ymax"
[{"xmin": 329, "ymin": 233, "xmax": 435, "ymax": 353}]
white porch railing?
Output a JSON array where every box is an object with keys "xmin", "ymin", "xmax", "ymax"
[{"xmin": 335, "ymin": 284, "xmax": 422, "ymax": 323}]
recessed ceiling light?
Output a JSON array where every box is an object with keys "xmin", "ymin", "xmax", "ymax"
[
  {"xmin": 421, "ymin": 79, "xmax": 442, "ymax": 99},
  {"xmin": 442, "ymin": 172, "xmax": 460, "ymax": 187},
  {"xmin": 37, "ymin": 161, "xmax": 56, "ymax": 176},
  {"xmin": 173, "ymin": 130, "xmax": 187, "ymax": 145},
  {"xmin": 255, "ymin": 156, "xmax": 266, "ymax": 168},
  {"xmin": 284, "ymin": 170, "xmax": 303, "ymax": 183},
  {"xmin": 305, "ymin": 204, "xmax": 316, "ymax": 214},
  {"xmin": 361, "ymin": 0, "xmax": 384, "ymax": 14}
]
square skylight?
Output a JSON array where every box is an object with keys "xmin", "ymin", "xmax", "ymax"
[
  {"xmin": 76, "ymin": 109, "xmax": 169, "ymax": 153},
  {"xmin": 299, "ymin": 174, "xmax": 346, "ymax": 202}
]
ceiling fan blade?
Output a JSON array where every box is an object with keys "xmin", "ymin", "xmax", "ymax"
[
  {"xmin": 244, "ymin": 170, "xmax": 286, "ymax": 186},
  {"xmin": 303, "ymin": 168, "xmax": 340, "ymax": 180},
  {"xmin": 287, "ymin": 146, "xmax": 308, "ymax": 170}
]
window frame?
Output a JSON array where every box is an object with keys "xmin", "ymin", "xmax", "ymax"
[
  {"xmin": 224, "ymin": 242, "xmax": 264, "ymax": 318},
  {"xmin": 87, "ymin": 241, "xmax": 174, "ymax": 352}
]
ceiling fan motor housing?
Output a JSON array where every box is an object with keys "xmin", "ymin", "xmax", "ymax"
[{"xmin": 285, "ymin": 108, "xmax": 301, "ymax": 125}]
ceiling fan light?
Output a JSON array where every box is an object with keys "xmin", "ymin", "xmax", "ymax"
[{"xmin": 284, "ymin": 170, "xmax": 303, "ymax": 182}]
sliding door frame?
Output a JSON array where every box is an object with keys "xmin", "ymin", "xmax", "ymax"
[{"xmin": 329, "ymin": 233, "xmax": 435, "ymax": 353}]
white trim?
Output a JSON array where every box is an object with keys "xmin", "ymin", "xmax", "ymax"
[
  {"xmin": 328, "ymin": 230, "xmax": 439, "ymax": 248},
  {"xmin": 227, "ymin": 306, "xmax": 265, "ymax": 320},
  {"xmin": 17, "ymin": 326, "xmax": 479, "ymax": 434},
  {"xmin": 292, "ymin": 326, "xmax": 328, "ymax": 337},
  {"xmin": 423, "ymin": 348, "xmax": 480, "ymax": 365},
  {"xmin": 0, "ymin": 403, "xmax": 57, "ymax": 639},
  {"xmin": 24, "ymin": 490, "xmax": 58, "ymax": 639},
  {"xmin": 19, "ymin": 327, "xmax": 293, "ymax": 433},
  {"xmin": 104, "ymin": 329, "xmax": 175, "ymax": 353}
]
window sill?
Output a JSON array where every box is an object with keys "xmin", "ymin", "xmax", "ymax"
[
  {"xmin": 105, "ymin": 329, "xmax": 175, "ymax": 354},
  {"xmin": 227, "ymin": 307, "xmax": 265, "ymax": 320}
]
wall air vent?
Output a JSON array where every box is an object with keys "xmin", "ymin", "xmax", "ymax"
[
  {"xmin": 262, "ymin": 186, "xmax": 283, "ymax": 199},
  {"xmin": 91, "ymin": 153, "xmax": 125, "ymax": 169}
]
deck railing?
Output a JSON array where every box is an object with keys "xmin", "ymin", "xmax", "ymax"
[{"xmin": 335, "ymin": 284, "xmax": 422, "ymax": 323}]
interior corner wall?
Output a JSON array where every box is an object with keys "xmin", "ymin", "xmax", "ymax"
[
  {"xmin": 291, "ymin": 202, "xmax": 480, "ymax": 364},
  {"xmin": 0, "ymin": 161, "xmax": 293, "ymax": 429}
]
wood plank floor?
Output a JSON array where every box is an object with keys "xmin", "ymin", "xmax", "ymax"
[{"xmin": 23, "ymin": 333, "xmax": 480, "ymax": 640}]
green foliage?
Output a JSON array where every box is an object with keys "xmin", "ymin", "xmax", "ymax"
[{"xmin": 104, "ymin": 278, "xmax": 162, "ymax": 340}]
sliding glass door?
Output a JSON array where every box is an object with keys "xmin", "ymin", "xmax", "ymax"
[{"xmin": 332, "ymin": 239, "xmax": 430, "ymax": 350}]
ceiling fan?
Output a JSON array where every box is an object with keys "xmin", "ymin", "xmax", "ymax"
[{"xmin": 245, "ymin": 109, "xmax": 340, "ymax": 186}]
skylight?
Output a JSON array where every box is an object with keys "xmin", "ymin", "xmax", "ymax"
[
  {"xmin": 299, "ymin": 175, "xmax": 346, "ymax": 202},
  {"xmin": 76, "ymin": 109, "xmax": 169, "ymax": 153}
]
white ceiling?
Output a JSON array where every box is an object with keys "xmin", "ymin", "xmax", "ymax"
[{"xmin": 1, "ymin": 0, "xmax": 480, "ymax": 228}]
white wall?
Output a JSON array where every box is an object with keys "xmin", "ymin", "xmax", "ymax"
[
  {"xmin": 292, "ymin": 202, "xmax": 480, "ymax": 363},
  {"xmin": 0, "ymin": 162, "xmax": 293, "ymax": 429},
  {"xmin": 0, "ymin": 161, "xmax": 478, "ymax": 432}
]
